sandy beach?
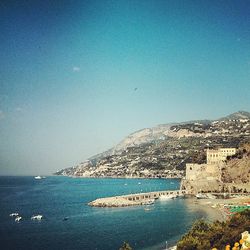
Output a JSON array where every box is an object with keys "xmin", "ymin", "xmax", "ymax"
[
  {"xmin": 167, "ymin": 196, "xmax": 250, "ymax": 250},
  {"xmin": 195, "ymin": 195, "xmax": 250, "ymax": 221}
]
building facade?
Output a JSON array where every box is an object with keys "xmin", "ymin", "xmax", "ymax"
[{"xmin": 207, "ymin": 148, "xmax": 236, "ymax": 164}]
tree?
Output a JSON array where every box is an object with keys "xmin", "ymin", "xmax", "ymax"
[{"xmin": 177, "ymin": 210, "xmax": 250, "ymax": 250}]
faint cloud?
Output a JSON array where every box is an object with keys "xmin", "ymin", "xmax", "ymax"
[
  {"xmin": 73, "ymin": 66, "xmax": 80, "ymax": 72},
  {"xmin": 0, "ymin": 110, "xmax": 5, "ymax": 120},
  {"xmin": 15, "ymin": 107, "xmax": 23, "ymax": 112}
]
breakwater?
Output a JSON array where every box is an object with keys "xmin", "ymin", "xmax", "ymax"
[{"xmin": 88, "ymin": 189, "xmax": 186, "ymax": 207}]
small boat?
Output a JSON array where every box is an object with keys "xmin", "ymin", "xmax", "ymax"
[
  {"xmin": 159, "ymin": 194, "xmax": 177, "ymax": 200},
  {"xmin": 144, "ymin": 207, "xmax": 153, "ymax": 211},
  {"xmin": 15, "ymin": 216, "xmax": 22, "ymax": 222},
  {"xmin": 143, "ymin": 199, "xmax": 154, "ymax": 205},
  {"xmin": 206, "ymin": 193, "xmax": 216, "ymax": 199},
  {"xmin": 177, "ymin": 193, "xmax": 184, "ymax": 198},
  {"xmin": 34, "ymin": 176, "xmax": 46, "ymax": 180},
  {"xmin": 196, "ymin": 193, "xmax": 208, "ymax": 199},
  {"xmin": 31, "ymin": 215, "xmax": 43, "ymax": 220},
  {"xmin": 10, "ymin": 213, "xmax": 19, "ymax": 217}
]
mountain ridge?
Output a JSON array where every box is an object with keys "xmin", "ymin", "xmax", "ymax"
[
  {"xmin": 90, "ymin": 111, "xmax": 250, "ymax": 159},
  {"xmin": 55, "ymin": 111, "xmax": 250, "ymax": 177}
]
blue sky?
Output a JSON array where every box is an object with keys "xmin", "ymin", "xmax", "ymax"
[{"xmin": 0, "ymin": 0, "xmax": 250, "ymax": 175}]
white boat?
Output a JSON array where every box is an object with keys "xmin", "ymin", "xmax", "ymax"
[
  {"xmin": 9, "ymin": 213, "xmax": 19, "ymax": 217},
  {"xmin": 31, "ymin": 215, "xmax": 43, "ymax": 220},
  {"xmin": 177, "ymin": 193, "xmax": 184, "ymax": 198},
  {"xmin": 206, "ymin": 193, "xmax": 216, "ymax": 199},
  {"xmin": 144, "ymin": 207, "xmax": 153, "ymax": 211},
  {"xmin": 196, "ymin": 193, "xmax": 208, "ymax": 199},
  {"xmin": 15, "ymin": 216, "xmax": 22, "ymax": 222},
  {"xmin": 159, "ymin": 194, "xmax": 177, "ymax": 200},
  {"xmin": 34, "ymin": 176, "xmax": 46, "ymax": 180},
  {"xmin": 143, "ymin": 199, "xmax": 154, "ymax": 205}
]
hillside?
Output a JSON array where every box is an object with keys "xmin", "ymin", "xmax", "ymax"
[
  {"xmin": 177, "ymin": 210, "xmax": 250, "ymax": 250},
  {"xmin": 55, "ymin": 111, "xmax": 250, "ymax": 178},
  {"xmin": 221, "ymin": 143, "xmax": 250, "ymax": 185}
]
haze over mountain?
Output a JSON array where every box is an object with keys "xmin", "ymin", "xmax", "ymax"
[
  {"xmin": 56, "ymin": 111, "xmax": 250, "ymax": 178},
  {"xmin": 90, "ymin": 111, "xmax": 250, "ymax": 157}
]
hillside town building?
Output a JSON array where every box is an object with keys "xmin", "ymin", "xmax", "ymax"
[{"xmin": 207, "ymin": 148, "xmax": 236, "ymax": 164}]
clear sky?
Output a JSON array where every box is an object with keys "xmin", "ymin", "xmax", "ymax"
[{"xmin": 0, "ymin": 0, "xmax": 250, "ymax": 175}]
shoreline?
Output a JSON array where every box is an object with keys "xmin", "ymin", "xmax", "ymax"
[
  {"xmin": 196, "ymin": 196, "xmax": 250, "ymax": 221},
  {"xmin": 59, "ymin": 175, "xmax": 183, "ymax": 179},
  {"xmin": 162, "ymin": 196, "xmax": 250, "ymax": 250}
]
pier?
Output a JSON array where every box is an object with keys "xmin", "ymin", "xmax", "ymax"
[{"xmin": 88, "ymin": 190, "xmax": 186, "ymax": 207}]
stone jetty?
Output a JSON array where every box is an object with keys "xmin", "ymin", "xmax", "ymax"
[{"xmin": 88, "ymin": 190, "xmax": 186, "ymax": 207}]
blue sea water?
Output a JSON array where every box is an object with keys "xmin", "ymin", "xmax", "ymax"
[{"xmin": 0, "ymin": 176, "xmax": 211, "ymax": 250}]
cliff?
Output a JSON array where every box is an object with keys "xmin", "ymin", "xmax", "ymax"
[{"xmin": 222, "ymin": 144, "xmax": 250, "ymax": 185}]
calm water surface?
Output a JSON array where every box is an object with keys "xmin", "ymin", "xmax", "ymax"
[{"xmin": 0, "ymin": 176, "xmax": 210, "ymax": 250}]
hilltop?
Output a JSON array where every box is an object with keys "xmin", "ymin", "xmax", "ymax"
[{"xmin": 55, "ymin": 111, "xmax": 250, "ymax": 178}]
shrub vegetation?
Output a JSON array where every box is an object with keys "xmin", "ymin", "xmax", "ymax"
[{"xmin": 177, "ymin": 210, "xmax": 250, "ymax": 250}]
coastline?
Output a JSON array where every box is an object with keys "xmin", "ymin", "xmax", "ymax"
[
  {"xmin": 196, "ymin": 196, "xmax": 250, "ymax": 221},
  {"xmin": 65, "ymin": 175, "xmax": 183, "ymax": 179},
  {"xmin": 194, "ymin": 198, "xmax": 225, "ymax": 221},
  {"xmin": 162, "ymin": 196, "xmax": 250, "ymax": 250},
  {"xmin": 141, "ymin": 197, "xmax": 224, "ymax": 250}
]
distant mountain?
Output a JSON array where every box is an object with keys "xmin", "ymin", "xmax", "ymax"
[
  {"xmin": 55, "ymin": 111, "xmax": 250, "ymax": 178},
  {"xmin": 90, "ymin": 121, "xmax": 211, "ymax": 160},
  {"xmin": 113, "ymin": 124, "xmax": 172, "ymax": 152},
  {"xmin": 112, "ymin": 111, "xmax": 250, "ymax": 152}
]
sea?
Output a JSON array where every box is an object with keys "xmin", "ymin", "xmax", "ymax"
[{"xmin": 0, "ymin": 176, "xmax": 215, "ymax": 250}]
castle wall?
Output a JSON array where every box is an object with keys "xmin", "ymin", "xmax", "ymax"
[
  {"xmin": 186, "ymin": 163, "xmax": 220, "ymax": 181},
  {"xmin": 184, "ymin": 147, "xmax": 237, "ymax": 194},
  {"xmin": 186, "ymin": 163, "xmax": 205, "ymax": 181}
]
